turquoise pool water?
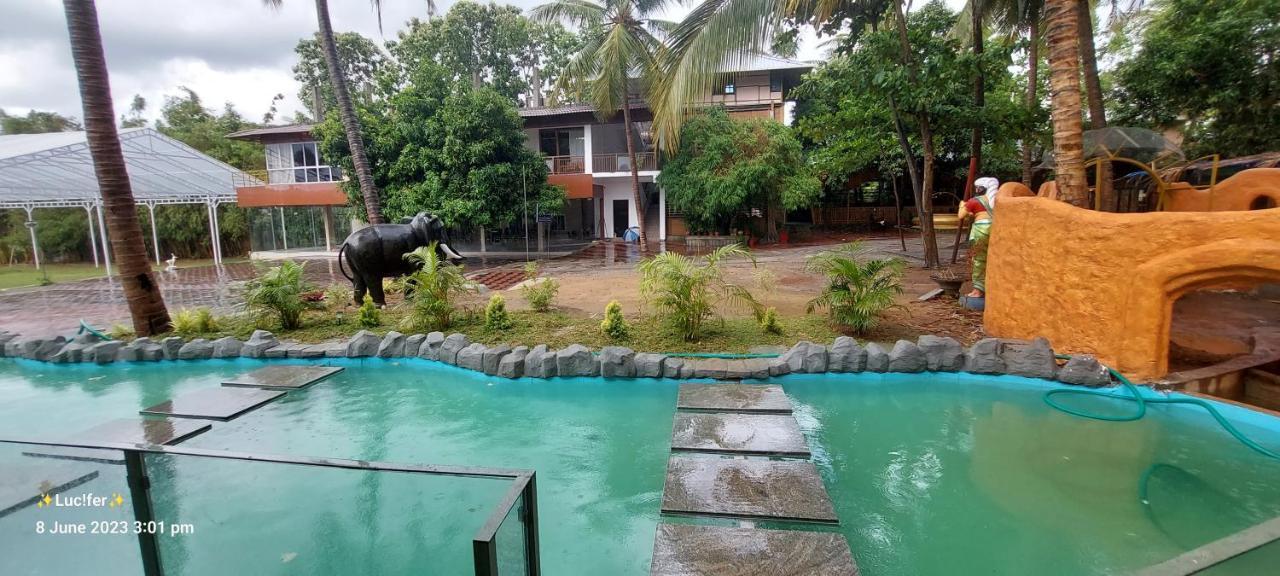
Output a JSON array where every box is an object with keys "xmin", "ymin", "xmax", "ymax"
[{"xmin": 2, "ymin": 359, "xmax": 1279, "ymax": 574}]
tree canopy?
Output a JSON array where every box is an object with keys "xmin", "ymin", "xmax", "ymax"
[
  {"xmin": 154, "ymin": 87, "xmax": 265, "ymax": 172},
  {"xmin": 658, "ymin": 108, "xmax": 820, "ymax": 238},
  {"xmin": 316, "ymin": 64, "xmax": 561, "ymax": 230},
  {"xmin": 0, "ymin": 110, "xmax": 82, "ymax": 134},
  {"xmin": 293, "ymin": 31, "xmax": 388, "ymax": 120},
  {"xmin": 1109, "ymin": 0, "xmax": 1280, "ymax": 157}
]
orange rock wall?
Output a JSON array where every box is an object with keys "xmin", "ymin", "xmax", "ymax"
[
  {"xmin": 1165, "ymin": 168, "xmax": 1280, "ymax": 211},
  {"xmin": 983, "ymin": 197, "xmax": 1280, "ymax": 380}
]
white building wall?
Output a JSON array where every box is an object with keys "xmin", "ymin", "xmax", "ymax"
[{"xmin": 598, "ymin": 176, "xmax": 665, "ymax": 240}]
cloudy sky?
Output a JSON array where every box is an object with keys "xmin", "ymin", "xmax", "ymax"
[{"xmin": 0, "ymin": 0, "xmax": 831, "ymax": 126}]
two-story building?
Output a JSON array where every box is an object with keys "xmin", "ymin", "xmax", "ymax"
[
  {"xmin": 519, "ymin": 53, "xmax": 811, "ymax": 244},
  {"xmin": 226, "ymin": 124, "xmax": 355, "ymax": 254}
]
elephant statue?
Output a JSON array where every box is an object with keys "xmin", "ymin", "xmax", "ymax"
[{"xmin": 337, "ymin": 212, "xmax": 464, "ymax": 306}]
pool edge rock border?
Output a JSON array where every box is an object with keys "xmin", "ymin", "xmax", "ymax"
[{"xmin": 0, "ymin": 329, "xmax": 1113, "ymax": 387}]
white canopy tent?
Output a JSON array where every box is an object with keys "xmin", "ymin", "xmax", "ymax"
[{"xmin": 0, "ymin": 127, "xmax": 261, "ymax": 273}]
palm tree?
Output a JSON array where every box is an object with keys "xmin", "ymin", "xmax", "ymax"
[
  {"xmin": 264, "ymin": 0, "xmax": 386, "ymax": 224},
  {"xmin": 531, "ymin": 0, "xmax": 667, "ymax": 251},
  {"xmin": 1042, "ymin": 0, "xmax": 1088, "ymax": 206},
  {"xmin": 61, "ymin": 0, "xmax": 171, "ymax": 335}
]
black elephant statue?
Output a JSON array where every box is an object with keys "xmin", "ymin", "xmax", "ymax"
[{"xmin": 337, "ymin": 212, "xmax": 464, "ymax": 306}]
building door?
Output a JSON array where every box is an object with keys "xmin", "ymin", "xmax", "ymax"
[{"xmin": 613, "ymin": 199, "xmax": 629, "ymax": 238}]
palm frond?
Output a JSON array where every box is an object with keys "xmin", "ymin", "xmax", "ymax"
[{"xmin": 530, "ymin": 0, "xmax": 607, "ymax": 27}]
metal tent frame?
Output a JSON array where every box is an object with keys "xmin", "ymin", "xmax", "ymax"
[{"xmin": 0, "ymin": 127, "xmax": 260, "ymax": 274}]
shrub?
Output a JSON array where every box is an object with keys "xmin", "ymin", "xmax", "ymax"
[
  {"xmin": 323, "ymin": 284, "xmax": 353, "ymax": 310},
  {"xmin": 520, "ymin": 262, "xmax": 560, "ymax": 312},
  {"xmin": 400, "ymin": 242, "xmax": 475, "ymax": 332},
  {"xmin": 107, "ymin": 323, "xmax": 135, "ymax": 340},
  {"xmin": 601, "ymin": 300, "xmax": 629, "ymax": 340},
  {"xmin": 484, "ymin": 293, "xmax": 513, "ymax": 331},
  {"xmin": 244, "ymin": 260, "xmax": 319, "ymax": 330},
  {"xmin": 638, "ymin": 243, "xmax": 760, "ymax": 341},
  {"xmin": 759, "ymin": 306, "xmax": 782, "ymax": 335},
  {"xmin": 357, "ymin": 295, "xmax": 381, "ymax": 328},
  {"xmin": 805, "ymin": 242, "xmax": 905, "ymax": 334},
  {"xmin": 172, "ymin": 307, "xmax": 219, "ymax": 335}
]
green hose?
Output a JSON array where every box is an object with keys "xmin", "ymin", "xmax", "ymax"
[
  {"xmin": 1043, "ymin": 355, "xmax": 1280, "ymax": 460},
  {"xmin": 662, "ymin": 352, "xmax": 780, "ymax": 359}
]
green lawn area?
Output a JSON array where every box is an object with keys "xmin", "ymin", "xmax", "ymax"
[{"xmin": 0, "ymin": 258, "xmax": 248, "ymax": 290}]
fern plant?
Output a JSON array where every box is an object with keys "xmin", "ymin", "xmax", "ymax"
[
  {"xmin": 243, "ymin": 260, "xmax": 318, "ymax": 330},
  {"xmin": 601, "ymin": 300, "xmax": 629, "ymax": 340},
  {"xmin": 520, "ymin": 261, "xmax": 560, "ymax": 312},
  {"xmin": 805, "ymin": 242, "xmax": 906, "ymax": 334},
  {"xmin": 638, "ymin": 243, "xmax": 760, "ymax": 341},
  {"xmin": 485, "ymin": 294, "xmax": 514, "ymax": 331},
  {"xmin": 400, "ymin": 243, "xmax": 475, "ymax": 332},
  {"xmin": 172, "ymin": 307, "xmax": 218, "ymax": 335},
  {"xmin": 357, "ymin": 295, "xmax": 381, "ymax": 328}
]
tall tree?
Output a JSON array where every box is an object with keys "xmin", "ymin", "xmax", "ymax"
[
  {"xmin": 61, "ymin": 0, "xmax": 171, "ymax": 335},
  {"xmin": 532, "ymin": 0, "xmax": 667, "ymax": 250},
  {"xmin": 1077, "ymin": 1, "xmax": 1112, "ymax": 209},
  {"xmin": 0, "ymin": 109, "xmax": 82, "ymax": 133},
  {"xmin": 293, "ymin": 31, "xmax": 387, "ymax": 119},
  {"xmin": 264, "ymin": 0, "xmax": 385, "ymax": 224},
  {"xmin": 1041, "ymin": 0, "xmax": 1088, "ymax": 205}
]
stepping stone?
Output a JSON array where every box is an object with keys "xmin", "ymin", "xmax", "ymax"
[
  {"xmin": 22, "ymin": 418, "xmax": 210, "ymax": 465},
  {"xmin": 0, "ymin": 461, "xmax": 99, "ymax": 519},
  {"xmin": 671, "ymin": 413, "xmax": 811, "ymax": 457},
  {"xmin": 676, "ymin": 383, "xmax": 792, "ymax": 414},
  {"xmin": 141, "ymin": 387, "xmax": 285, "ymax": 421},
  {"xmin": 651, "ymin": 523, "xmax": 859, "ymax": 576},
  {"xmin": 661, "ymin": 457, "xmax": 837, "ymax": 523},
  {"xmin": 222, "ymin": 365, "xmax": 343, "ymax": 390}
]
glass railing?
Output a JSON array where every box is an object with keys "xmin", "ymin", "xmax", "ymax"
[{"xmin": 0, "ymin": 438, "xmax": 539, "ymax": 576}]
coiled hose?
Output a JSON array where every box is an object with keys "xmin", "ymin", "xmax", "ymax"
[{"xmin": 1043, "ymin": 355, "xmax": 1280, "ymax": 461}]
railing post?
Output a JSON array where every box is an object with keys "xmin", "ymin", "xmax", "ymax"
[
  {"xmin": 124, "ymin": 449, "xmax": 164, "ymax": 576},
  {"xmin": 473, "ymin": 537, "xmax": 497, "ymax": 576},
  {"xmin": 523, "ymin": 473, "xmax": 540, "ymax": 576}
]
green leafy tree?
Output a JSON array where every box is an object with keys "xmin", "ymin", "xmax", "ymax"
[
  {"xmin": 120, "ymin": 94, "xmax": 148, "ymax": 128},
  {"xmin": 316, "ymin": 64, "xmax": 562, "ymax": 229},
  {"xmin": 155, "ymin": 87, "xmax": 264, "ymax": 171},
  {"xmin": 806, "ymin": 242, "xmax": 906, "ymax": 334},
  {"xmin": 659, "ymin": 108, "xmax": 820, "ymax": 242},
  {"xmin": 293, "ymin": 31, "xmax": 388, "ymax": 119},
  {"xmin": 638, "ymin": 244, "xmax": 761, "ymax": 341},
  {"xmin": 1110, "ymin": 0, "xmax": 1280, "ymax": 157},
  {"xmin": 0, "ymin": 109, "xmax": 82, "ymax": 133}
]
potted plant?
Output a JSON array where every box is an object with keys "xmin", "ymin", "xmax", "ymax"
[{"xmin": 929, "ymin": 267, "xmax": 967, "ymax": 298}]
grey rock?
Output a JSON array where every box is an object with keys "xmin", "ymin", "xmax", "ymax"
[
  {"xmin": 965, "ymin": 338, "xmax": 1005, "ymax": 374},
  {"xmin": 376, "ymin": 331, "xmax": 406, "ymax": 358},
  {"xmin": 120, "ymin": 337, "xmax": 164, "ymax": 362},
  {"xmin": 524, "ymin": 345, "xmax": 558, "ymax": 378},
  {"xmin": 1058, "ymin": 355, "xmax": 1111, "ymax": 387},
  {"xmin": 438, "ymin": 333, "xmax": 471, "ymax": 365},
  {"xmin": 1001, "ymin": 337, "xmax": 1058, "ymax": 379},
  {"xmin": 211, "ymin": 337, "xmax": 243, "ymax": 358},
  {"xmin": 827, "ymin": 337, "xmax": 867, "ymax": 372},
  {"xmin": 89, "ymin": 341, "xmax": 122, "ymax": 364},
  {"xmin": 865, "ymin": 343, "xmax": 890, "ymax": 372},
  {"xmin": 768, "ymin": 358, "xmax": 792, "ymax": 377},
  {"xmin": 888, "ymin": 340, "xmax": 927, "ymax": 372},
  {"xmin": 288, "ymin": 344, "xmax": 328, "ymax": 359},
  {"xmin": 662, "ymin": 357, "xmax": 685, "ymax": 379},
  {"xmin": 160, "ymin": 336, "xmax": 185, "ymax": 360},
  {"xmin": 403, "ymin": 334, "xmax": 426, "ymax": 356},
  {"xmin": 27, "ymin": 337, "xmax": 67, "ymax": 361},
  {"xmin": 456, "ymin": 343, "xmax": 487, "ymax": 372},
  {"xmin": 346, "ymin": 330, "xmax": 380, "ymax": 357},
  {"xmin": 918, "ymin": 335, "xmax": 965, "ymax": 372},
  {"xmin": 556, "ymin": 344, "xmax": 598, "ymax": 376},
  {"xmin": 177, "ymin": 338, "xmax": 214, "ymax": 360},
  {"xmin": 691, "ymin": 358, "xmax": 729, "ymax": 380},
  {"xmin": 483, "ymin": 345, "xmax": 513, "ymax": 375},
  {"xmin": 634, "ymin": 353, "xmax": 666, "ymax": 378},
  {"xmin": 418, "ymin": 332, "xmax": 446, "ymax": 360},
  {"xmin": 497, "ymin": 346, "xmax": 529, "ymax": 379},
  {"xmin": 321, "ymin": 343, "xmax": 350, "ymax": 357},
  {"xmin": 53, "ymin": 338, "xmax": 96, "ymax": 363},
  {"xmin": 782, "ymin": 341, "xmax": 828, "ymax": 373},
  {"xmin": 241, "ymin": 330, "xmax": 279, "ymax": 358},
  {"xmin": 264, "ymin": 343, "xmax": 299, "ymax": 358},
  {"xmin": 678, "ymin": 360, "xmax": 697, "ymax": 379},
  {"xmin": 600, "ymin": 346, "xmax": 636, "ymax": 378},
  {"xmin": 725, "ymin": 358, "xmax": 772, "ymax": 380}
]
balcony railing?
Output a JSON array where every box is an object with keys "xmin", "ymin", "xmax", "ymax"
[
  {"xmin": 593, "ymin": 152, "xmax": 658, "ymax": 173},
  {"xmin": 544, "ymin": 155, "xmax": 585, "ymax": 175}
]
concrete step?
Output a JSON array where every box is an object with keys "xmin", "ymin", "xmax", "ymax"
[
  {"xmin": 660, "ymin": 456, "xmax": 837, "ymax": 524},
  {"xmin": 651, "ymin": 523, "xmax": 858, "ymax": 576}
]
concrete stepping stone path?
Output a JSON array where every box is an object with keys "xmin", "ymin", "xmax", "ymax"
[
  {"xmin": 141, "ymin": 387, "xmax": 285, "ymax": 421},
  {"xmin": 651, "ymin": 524, "xmax": 858, "ymax": 576},
  {"xmin": 222, "ymin": 365, "xmax": 343, "ymax": 390},
  {"xmin": 670, "ymin": 412, "xmax": 810, "ymax": 457},
  {"xmin": 675, "ymin": 383, "xmax": 793, "ymax": 413},
  {"xmin": 660, "ymin": 456, "xmax": 838, "ymax": 523},
  {"xmin": 22, "ymin": 418, "xmax": 211, "ymax": 465}
]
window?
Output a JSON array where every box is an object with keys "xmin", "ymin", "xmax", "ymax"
[
  {"xmin": 770, "ymin": 72, "xmax": 783, "ymax": 92},
  {"xmin": 265, "ymin": 141, "xmax": 339, "ymax": 184},
  {"xmin": 537, "ymin": 128, "xmax": 584, "ymax": 156},
  {"xmin": 713, "ymin": 80, "xmax": 737, "ymax": 95},
  {"xmin": 723, "ymin": 83, "xmax": 736, "ymax": 95}
]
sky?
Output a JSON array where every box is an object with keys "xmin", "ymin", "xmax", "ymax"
[{"xmin": 0, "ymin": 0, "xmax": 834, "ymax": 127}]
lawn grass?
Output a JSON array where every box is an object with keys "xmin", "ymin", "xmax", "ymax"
[
  {"xmin": 0, "ymin": 258, "xmax": 248, "ymax": 290},
  {"xmin": 177, "ymin": 304, "xmax": 844, "ymax": 354}
]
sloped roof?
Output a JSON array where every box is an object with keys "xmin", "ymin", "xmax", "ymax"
[
  {"xmin": 0, "ymin": 127, "xmax": 254, "ymax": 208},
  {"xmin": 225, "ymin": 123, "xmax": 315, "ymax": 141}
]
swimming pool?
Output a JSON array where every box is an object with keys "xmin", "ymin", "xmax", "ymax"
[{"xmin": 1, "ymin": 359, "xmax": 1278, "ymax": 574}]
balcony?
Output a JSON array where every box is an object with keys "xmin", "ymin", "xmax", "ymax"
[
  {"xmin": 232, "ymin": 168, "xmax": 348, "ymax": 207},
  {"xmin": 545, "ymin": 155, "xmax": 585, "ymax": 175},
  {"xmin": 593, "ymin": 152, "xmax": 658, "ymax": 173}
]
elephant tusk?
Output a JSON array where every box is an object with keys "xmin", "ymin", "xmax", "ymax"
[{"xmin": 439, "ymin": 243, "xmax": 464, "ymax": 260}]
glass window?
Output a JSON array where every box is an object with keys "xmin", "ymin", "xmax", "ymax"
[
  {"xmin": 723, "ymin": 83, "xmax": 735, "ymax": 95},
  {"xmin": 770, "ymin": 72, "xmax": 783, "ymax": 92}
]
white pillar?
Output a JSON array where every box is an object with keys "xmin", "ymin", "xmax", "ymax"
[
  {"xmin": 85, "ymin": 205, "xmax": 99, "ymax": 267},
  {"xmin": 583, "ymin": 124, "xmax": 594, "ymax": 173},
  {"xmin": 23, "ymin": 207, "xmax": 39, "ymax": 270},
  {"xmin": 206, "ymin": 202, "xmax": 220, "ymax": 265},
  {"xmin": 96, "ymin": 203, "xmax": 112, "ymax": 277},
  {"xmin": 147, "ymin": 203, "xmax": 160, "ymax": 264},
  {"xmin": 211, "ymin": 202, "xmax": 223, "ymax": 264},
  {"xmin": 658, "ymin": 185, "xmax": 667, "ymax": 242},
  {"xmin": 322, "ymin": 206, "xmax": 334, "ymax": 251},
  {"xmin": 479, "ymin": 226, "xmax": 487, "ymax": 253},
  {"xmin": 279, "ymin": 207, "xmax": 289, "ymax": 251}
]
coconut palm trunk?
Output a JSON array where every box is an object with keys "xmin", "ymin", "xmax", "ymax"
[
  {"xmin": 62, "ymin": 0, "xmax": 171, "ymax": 335},
  {"xmin": 621, "ymin": 101, "xmax": 648, "ymax": 250},
  {"xmin": 1042, "ymin": 0, "xmax": 1089, "ymax": 206},
  {"xmin": 1022, "ymin": 17, "xmax": 1040, "ymax": 186},
  {"xmin": 312, "ymin": 0, "xmax": 385, "ymax": 224}
]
